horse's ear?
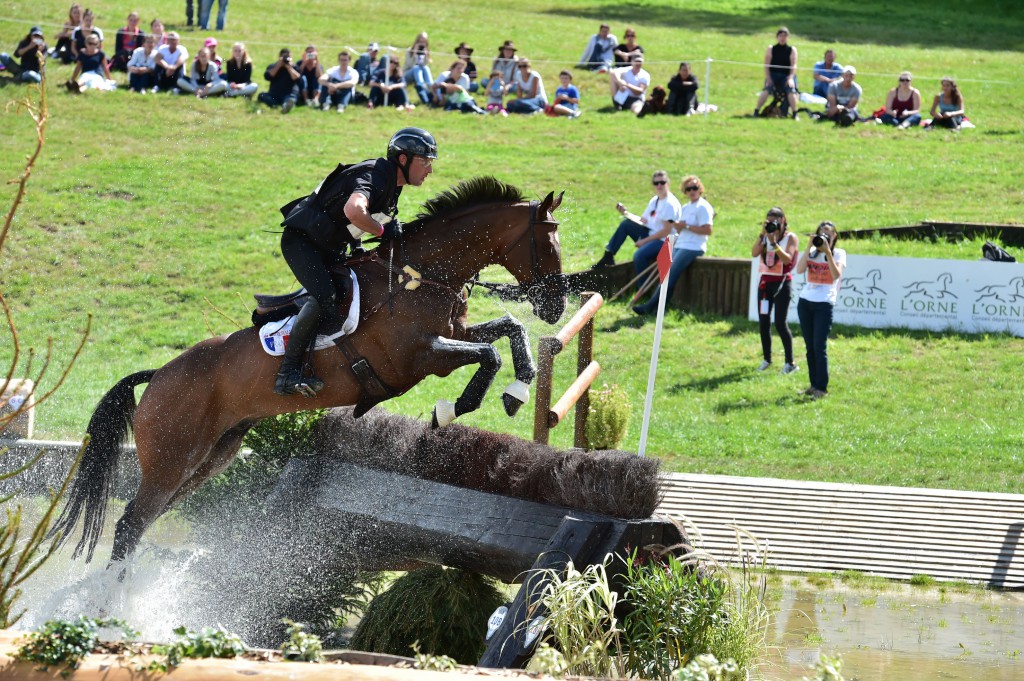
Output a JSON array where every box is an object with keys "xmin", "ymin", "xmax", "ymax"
[
  {"xmin": 537, "ymin": 191, "xmax": 555, "ymax": 216},
  {"xmin": 552, "ymin": 191, "xmax": 564, "ymax": 212}
]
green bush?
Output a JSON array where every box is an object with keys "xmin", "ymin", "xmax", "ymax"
[
  {"xmin": 585, "ymin": 383, "xmax": 632, "ymax": 450},
  {"xmin": 15, "ymin": 616, "xmax": 138, "ymax": 677},
  {"xmin": 280, "ymin": 619, "xmax": 324, "ymax": 663},
  {"xmin": 351, "ymin": 567, "xmax": 505, "ymax": 664},
  {"xmin": 150, "ymin": 625, "xmax": 246, "ymax": 672}
]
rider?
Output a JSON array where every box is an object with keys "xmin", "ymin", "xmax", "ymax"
[{"xmin": 274, "ymin": 127, "xmax": 437, "ymax": 397}]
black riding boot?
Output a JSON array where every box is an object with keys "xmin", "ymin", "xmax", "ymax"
[{"xmin": 274, "ymin": 299, "xmax": 326, "ymax": 397}]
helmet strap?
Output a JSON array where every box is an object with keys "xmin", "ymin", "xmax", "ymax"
[{"xmin": 398, "ymin": 152, "xmax": 413, "ymax": 184}]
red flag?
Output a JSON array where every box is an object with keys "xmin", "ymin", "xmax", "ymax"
[{"xmin": 656, "ymin": 238, "xmax": 673, "ymax": 282}]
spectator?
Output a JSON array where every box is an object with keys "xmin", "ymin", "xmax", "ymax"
[
  {"xmin": 297, "ymin": 45, "xmax": 323, "ymax": 107},
  {"xmin": 754, "ymin": 27, "xmax": 799, "ymax": 120},
  {"xmin": 431, "ymin": 58, "xmax": 471, "ymax": 107},
  {"xmin": 69, "ymin": 33, "xmax": 115, "ymax": 91},
  {"xmin": 178, "ymin": 47, "xmax": 226, "ymax": 97},
  {"xmin": 928, "ymin": 77, "xmax": 965, "ymax": 130},
  {"xmin": 154, "ymin": 31, "xmax": 188, "ymax": 92},
  {"xmin": 185, "ymin": 0, "xmax": 194, "ymax": 28},
  {"xmin": 666, "ymin": 61, "xmax": 699, "ymax": 115},
  {"xmin": 403, "ymin": 31, "xmax": 433, "ymax": 105},
  {"xmin": 506, "ymin": 56, "xmax": 547, "ymax": 114},
  {"xmin": 318, "ymin": 50, "xmax": 358, "ymax": 112},
  {"xmin": 591, "ymin": 170, "xmax": 680, "ymax": 271},
  {"xmin": 71, "ymin": 8, "xmax": 103, "ymax": 61},
  {"xmin": 485, "ymin": 69, "xmax": 507, "ymax": 115},
  {"xmin": 796, "ymin": 221, "xmax": 846, "ymax": 399},
  {"xmin": 355, "ymin": 42, "xmax": 380, "ymax": 86},
  {"xmin": 488, "ymin": 40, "xmax": 517, "ymax": 88},
  {"xmin": 1, "ymin": 26, "xmax": 47, "ymax": 84},
  {"xmin": 126, "ymin": 34, "xmax": 158, "ymax": 92},
  {"xmin": 223, "ymin": 42, "xmax": 257, "ymax": 98},
  {"xmin": 439, "ymin": 62, "xmax": 485, "ymax": 114},
  {"xmin": 877, "ymin": 71, "xmax": 922, "ymax": 129},
  {"xmin": 550, "ymin": 69, "xmax": 581, "ymax": 118},
  {"xmin": 632, "ymin": 175, "xmax": 712, "ymax": 316},
  {"xmin": 578, "ymin": 23, "xmax": 616, "ymax": 72},
  {"xmin": 812, "ymin": 49, "xmax": 843, "ymax": 98},
  {"xmin": 51, "ymin": 3, "xmax": 83, "ymax": 64},
  {"xmin": 149, "ymin": 18, "xmax": 167, "ymax": 48},
  {"xmin": 199, "ymin": 0, "xmax": 228, "ymax": 31},
  {"xmin": 752, "ymin": 207, "xmax": 799, "ymax": 374},
  {"xmin": 204, "ymin": 37, "xmax": 222, "ymax": 71},
  {"xmin": 610, "ymin": 55, "xmax": 650, "ymax": 115},
  {"xmin": 259, "ymin": 48, "xmax": 301, "ymax": 113},
  {"xmin": 613, "ymin": 27, "xmax": 643, "ymax": 68},
  {"xmin": 110, "ymin": 11, "xmax": 143, "ymax": 72},
  {"xmin": 369, "ymin": 56, "xmax": 410, "ymax": 109},
  {"xmin": 455, "ymin": 42, "xmax": 478, "ymax": 92},
  {"xmin": 825, "ymin": 65, "xmax": 861, "ymax": 126}
]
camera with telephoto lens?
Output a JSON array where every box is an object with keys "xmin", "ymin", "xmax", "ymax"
[
  {"xmin": 764, "ymin": 219, "xmax": 781, "ymax": 234},
  {"xmin": 812, "ymin": 233, "xmax": 828, "ymax": 248}
]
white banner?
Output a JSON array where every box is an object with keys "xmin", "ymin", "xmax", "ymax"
[{"xmin": 749, "ymin": 255, "xmax": 1024, "ymax": 337}]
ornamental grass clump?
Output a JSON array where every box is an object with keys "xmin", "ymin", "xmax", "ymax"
[{"xmin": 585, "ymin": 383, "xmax": 632, "ymax": 450}]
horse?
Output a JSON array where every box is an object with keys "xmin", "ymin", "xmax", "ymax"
[{"xmin": 50, "ymin": 176, "xmax": 567, "ymax": 565}]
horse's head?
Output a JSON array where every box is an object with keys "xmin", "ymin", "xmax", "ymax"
[{"xmin": 499, "ymin": 191, "xmax": 567, "ymax": 324}]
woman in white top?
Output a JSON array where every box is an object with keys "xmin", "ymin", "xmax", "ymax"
[
  {"xmin": 506, "ymin": 57, "xmax": 547, "ymax": 114},
  {"xmin": 633, "ymin": 175, "xmax": 713, "ymax": 315},
  {"xmin": 796, "ymin": 221, "xmax": 846, "ymax": 398},
  {"xmin": 752, "ymin": 207, "xmax": 799, "ymax": 374}
]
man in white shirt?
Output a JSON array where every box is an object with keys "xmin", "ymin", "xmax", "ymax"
[
  {"xmin": 154, "ymin": 31, "xmax": 188, "ymax": 92},
  {"xmin": 610, "ymin": 55, "xmax": 649, "ymax": 115},
  {"xmin": 592, "ymin": 170, "xmax": 681, "ymax": 271},
  {"xmin": 318, "ymin": 51, "xmax": 359, "ymax": 112}
]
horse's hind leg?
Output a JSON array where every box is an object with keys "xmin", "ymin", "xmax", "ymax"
[
  {"xmin": 164, "ymin": 422, "xmax": 254, "ymax": 509},
  {"xmin": 466, "ymin": 315, "xmax": 536, "ymax": 417},
  {"xmin": 111, "ymin": 472, "xmax": 183, "ymax": 563}
]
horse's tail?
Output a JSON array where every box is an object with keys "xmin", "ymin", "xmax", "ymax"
[{"xmin": 49, "ymin": 369, "xmax": 156, "ymax": 562}]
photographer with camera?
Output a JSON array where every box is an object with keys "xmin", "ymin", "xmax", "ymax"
[
  {"xmin": 752, "ymin": 207, "xmax": 799, "ymax": 374},
  {"xmin": 1, "ymin": 26, "xmax": 47, "ymax": 84},
  {"xmin": 259, "ymin": 48, "xmax": 301, "ymax": 113},
  {"xmin": 795, "ymin": 221, "xmax": 846, "ymax": 399}
]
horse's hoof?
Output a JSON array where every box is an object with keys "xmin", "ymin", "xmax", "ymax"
[
  {"xmin": 433, "ymin": 399, "xmax": 456, "ymax": 428},
  {"xmin": 502, "ymin": 393, "xmax": 524, "ymax": 417},
  {"xmin": 502, "ymin": 380, "xmax": 530, "ymax": 417}
]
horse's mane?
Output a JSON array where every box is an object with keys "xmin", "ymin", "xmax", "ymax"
[{"xmin": 405, "ymin": 176, "xmax": 525, "ymax": 235}]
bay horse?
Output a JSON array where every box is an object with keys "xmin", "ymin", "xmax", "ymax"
[{"xmin": 51, "ymin": 177, "xmax": 566, "ymax": 565}]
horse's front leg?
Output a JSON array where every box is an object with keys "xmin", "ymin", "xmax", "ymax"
[
  {"xmin": 465, "ymin": 314, "xmax": 536, "ymax": 417},
  {"xmin": 422, "ymin": 336, "xmax": 502, "ymax": 428}
]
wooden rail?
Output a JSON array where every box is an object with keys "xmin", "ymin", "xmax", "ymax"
[{"xmin": 533, "ymin": 292, "xmax": 603, "ymax": 447}]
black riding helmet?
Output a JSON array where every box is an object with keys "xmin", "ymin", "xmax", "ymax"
[{"xmin": 387, "ymin": 127, "xmax": 438, "ymax": 182}]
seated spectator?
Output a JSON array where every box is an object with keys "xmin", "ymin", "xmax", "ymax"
[
  {"xmin": 369, "ymin": 57, "xmax": 410, "ymax": 109},
  {"xmin": 613, "ymin": 28, "xmax": 643, "ymax": 68},
  {"xmin": 825, "ymin": 66, "xmax": 861, "ymax": 126},
  {"xmin": 204, "ymin": 37, "xmax": 222, "ymax": 72},
  {"xmin": 812, "ymin": 49, "xmax": 843, "ymax": 98},
  {"xmin": 431, "ymin": 59, "xmax": 471, "ymax": 107},
  {"xmin": 355, "ymin": 42, "xmax": 380, "ymax": 86},
  {"xmin": 1, "ymin": 26, "xmax": 47, "ymax": 84},
  {"xmin": 297, "ymin": 45, "xmax": 323, "ymax": 107},
  {"xmin": 485, "ymin": 69, "xmax": 508, "ymax": 115},
  {"xmin": 69, "ymin": 33, "xmax": 116, "ymax": 91},
  {"xmin": 550, "ymin": 69, "xmax": 581, "ymax": 118},
  {"xmin": 154, "ymin": 31, "xmax": 188, "ymax": 92},
  {"xmin": 51, "ymin": 3, "xmax": 83, "ymax": 64},
  {"xmin": 610, "ymin": 55, "xmax": 650, "ymax": 115},
  {"xmin": 126, "ymin": 34, "xmax": 158, "ymax": 92},
  {"xmin": 578, "ymin": 23, "xmax": 616, "ymax": 72},
  {"xmin": 110, "ymin": 11, "xmax": 143, "ymax": 72},
  {"xmin": 318, "ymin": 50, "xmax": 358, "ymax": 112},
  {"xmin": 149, "ymin": 18, "xmax": 167, "ymax": 48},
  {"xmin": 487, "ymin": 40, "xmax": 517, "ymax": 89},
  {"xmin": 224, "ymin": 42, "xmax": 257, "ymax": 98},
  {"xmin": 403, "ymin": 31, "xmax": 433, "ymax": 105},
  {"xmin": 178, "ymin": 47, "xmax": 227, "ymax": 97},
  {"xmin": 455, "ymin": 42, "xmax": 478, "ymax": 92},
  {"xmin": 877, "ymin": 71, "xmax": 921, "ymax": 129},
  {"xmin": 928, "ymin": 77, "xmax": 965, "ymax": 130},
  {"xmin": 754, "ymin": 27, "xmax": 799, "ymax": 120},
  {"xmin": 666, "ymin": 61, "xmax": 699, "ymax": 115},
  {"xmin": 591, "ymin": 170, "xmax": 680, "ymax": 271},
  {"xmin": 71, "ymin": 8, "xmax": 103, "ymax": 61},
  {"xmin": 506, "ymin": 57, "xmax": 547, "ymax": 114},
  {"xmin": 259, "ymin": 48, "xmax": 301, "ymax": 113}
]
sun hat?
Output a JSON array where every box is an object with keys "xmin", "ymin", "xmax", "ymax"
[
  {"xmin": 843, "ymin": 65, "xmax": 857, "ymax": 75},
  {"xmin": 499, "ymin": 40, "xmax": 517, "ymax": 52},
  {"xmin": 368, "ymin": 41, "xmax": 379, "ymax": 51}
]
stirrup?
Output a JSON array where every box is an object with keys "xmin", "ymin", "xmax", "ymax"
[{"xmin": 274, "ymin": 367, "xmax": 324, "ymax": 398}]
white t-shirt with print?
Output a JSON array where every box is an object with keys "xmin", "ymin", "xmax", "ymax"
[
  {"xmin": 800, "ymin": 248, "xmax": 847, "ymax": 304},
  {"xmin": 641, "ymin": 192, "xmax": 682, "ymax": 237},
  {"xmin": 325, "ymin": 65, "xmax": 359, "ymax": 85},
  {"xmin": 675, "ymin": 197, "xmax": 713, "ymax": 253},
  {"xmin": 613, "ymin": 67, "xmax": 650, "ymax": 105}
]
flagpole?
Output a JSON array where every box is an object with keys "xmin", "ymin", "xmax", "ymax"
[{"xmin": 637, "ymin": 234, "xmax": 675, "ymax": 457}]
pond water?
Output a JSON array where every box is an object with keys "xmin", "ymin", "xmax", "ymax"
[{"xmin": 766, "ymin": 577, "xmax": 1024, "ymax": 680}]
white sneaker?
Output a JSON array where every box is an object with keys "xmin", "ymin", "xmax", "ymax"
[
  {"xmin": 756, "ymin": 360, "xmax": 771, "ymax": 372},
  {"xmin": 321, "ymin": 101, "xmax": 330, "ymax": 111},
  {"xmin": 782, "ymin": 363, "xmax": 799, "ymax": 375},
  {"xmin": 337, "ymin": 104, "xmax": 346, "ymax": 113}
]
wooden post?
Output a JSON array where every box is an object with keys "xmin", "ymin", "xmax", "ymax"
[
  {"xmin": 574, "ymin": 292, "xmax": 596, "ymax": 449},
  {"xmin": 532, "ymin": 337, "xmax": 561, "ymax": 445}
]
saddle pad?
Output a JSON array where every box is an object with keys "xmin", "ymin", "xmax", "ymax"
[{"xmin": 258, "ymin": 270, "xmax": 360, "ymax": 356}]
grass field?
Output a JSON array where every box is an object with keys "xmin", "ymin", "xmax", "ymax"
[{"xmin": 2, "ymin": 0, "xmax": 1023, "ymax": 492}]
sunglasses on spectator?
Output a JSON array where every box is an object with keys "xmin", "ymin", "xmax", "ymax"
[
  {"xmin": 899, "ymin": 77, "xmax": 910, "ymax": 82},
  {"xmin": 652, "ymin": 180, "xmax": 667, "ymax": 186},
  {"xmin": 684, "ymin": 185, "xmax": 700, "ymax": 192}
]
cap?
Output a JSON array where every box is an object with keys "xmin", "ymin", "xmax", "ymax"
[
  {"xmin": 204, "ymin": 37, "xmax": 218, "ymax": 47},
  {"xmin": 30, "ymin": 26, "xmax": 44, "ymax": 36},
  {"xmin": 368, "ymin": 41, "xmax": 379, "ymax": 51},
  {"xmin": 843, "ymin": 65, "xmax": 857, "ymax": 75},
  {"xmin": 499, "ymin": 40, "xmax": 517, "ymax": 52}
]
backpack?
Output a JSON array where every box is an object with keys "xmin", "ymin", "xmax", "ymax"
[{"xmin": 982, "ymin": 241, "xmax": 1016, "ymax": 263}]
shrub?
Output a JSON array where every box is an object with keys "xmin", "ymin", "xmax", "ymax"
[
  {"xmin": 280, "ymin": 619, "xmax": 324, "ymax": 662},
  {"xmin": 586, "ymin": 383, "xmax": 632, "ymax": 450},
  {"xmin": 150, "ymin": 625, "xmax": 246, "ymax": 672},
  {"xmin": 15, "ymin": 616, "xmax": 138, "ymax": 676}
]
